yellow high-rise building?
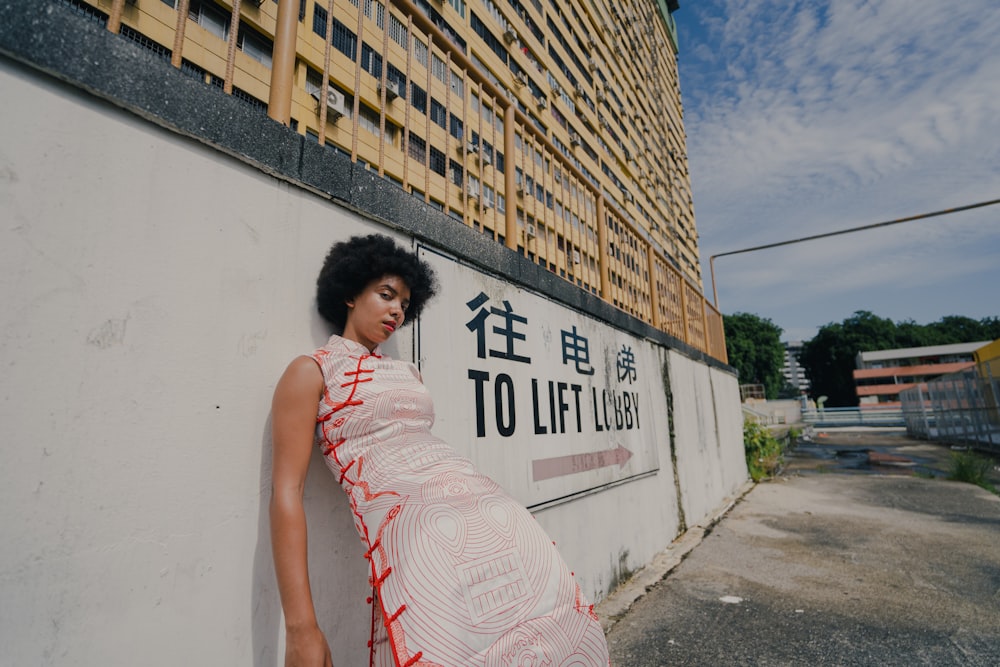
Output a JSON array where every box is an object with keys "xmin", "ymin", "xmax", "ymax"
[{"xmin": 64, "ymin": 0, "xmax": 718, "ymax": 357}]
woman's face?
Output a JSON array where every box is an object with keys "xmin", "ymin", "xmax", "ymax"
[{"xmin": 342, "ymin": 274, "xmax": 411, "ymax": 352}]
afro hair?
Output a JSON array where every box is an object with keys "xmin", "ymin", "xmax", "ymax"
[{"xmin": 316, "ymin": 234, "xmax": 438, "ymax": 329}]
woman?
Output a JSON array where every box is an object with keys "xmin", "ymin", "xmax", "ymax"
[{"xmin": 270, "ymin": 234, "xmax": 610, "ymax": 666}]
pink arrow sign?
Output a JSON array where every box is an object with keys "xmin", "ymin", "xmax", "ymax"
[{"xmin": 531, "ymin": 445, "xmax": 634, "ymax": 481}]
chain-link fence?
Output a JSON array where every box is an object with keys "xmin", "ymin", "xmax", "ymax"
[{"xmin": 900, "ymin": 355, "xmax": 1000, "ymax": 453}]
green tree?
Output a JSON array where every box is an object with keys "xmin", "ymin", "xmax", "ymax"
[
  {"xmin": 799, "ymin": 312, "xmax": 999, "ymax": 408},
  {"xmin": 924, "ymin": 316, "xmax": 988, "ymax": 344},
  {"xmin": 723, "ymin": 313, "xmax": 785, "ymax": 399},
  {"xmin": 799, "ymin": 311, "xmax": 898, "ymax": 407}
]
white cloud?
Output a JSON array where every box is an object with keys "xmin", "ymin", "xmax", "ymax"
[{"xmin": 677, "ymin": 0, "xmax": 1000, "ymax": 336}]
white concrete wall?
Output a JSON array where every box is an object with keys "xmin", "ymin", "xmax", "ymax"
[
  {"xmin": 0, "ymin": 60, "xmax": 745, "ymax": 666},
  {"xmin": 668, "ymin": 351, "xmax": 749, "ymax": 527}
]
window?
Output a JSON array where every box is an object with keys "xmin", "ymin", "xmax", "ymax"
[
  {"xmin": 449, "ymin": 114, "xmax": 463, "ymax": 140},
  {"xmin": 410, "ymin": 83, "xmax": 427, "ymax": 113},
  {"xmin": 449, "ymin": 159, "xmax": 464, "ymax": 187},
  {"xmin": 430, "ymin": 99, "xmax": 447, "ymax": 129},
  {"xmin": 189, "ymin": 0, "xmax": 229, "ymax": 41},
  {"xmin": 389, "ymin": 14, "xmax": 408, "ymax": 48},
  {"xmin": 363, "ymin": 0, "xmax": 385, "ymax": 28},
  {"xmin": 359, "ymin": 105, "xmax": 393, "ymax": 138},
  {"xmin": 361, "ymin": 43, "xmax": 383, "ymax": 78},
  {"xmin": 429, "ymin": 146, "xmax": 446, "ymax": 176},
  {"xmin": 331, "ymin": 17, "xmax": 358, "ymax": 59},
  {"xmin": 480, "ymin": 0, "xmax": 504, "ymax": 27},
  {"xmin": 313, "ymin": 7, "xmax": 358, "ymax": 61},
  {"xmin": 413, "ymin": 38, "xmax": 428, "ymax": 66},
  {"xmin": 408, "ymin": 133, "xmax": 427, "ymax": 163},
  {"xmin": 238, "ymin": 23, "xmax": 273, "ymax": 67},
  {"xmin": 312, "ymin": 3, "xmax": 326, "ymax": 37},
  {"xmin": 432, "ymin": 54, "xmax": 447, "ymax": 83},
  {"xmin": 470, "ymin": 13, "xmax": 508, "ymax": 65},
  {"xmin": 305, "ymin": 67, "xmax": 322, "ymax": 96},
  {"xmin": 387, "ymin": 64, "xmax": 407, "ymax": 97}
]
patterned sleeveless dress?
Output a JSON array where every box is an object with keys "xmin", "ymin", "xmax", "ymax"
[{"xmin": 310, "ymin": 335, "xmax": 609, "ymax": 667}]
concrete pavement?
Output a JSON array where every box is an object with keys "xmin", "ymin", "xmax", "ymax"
[{"xmin": 597, "ymin": 431, "xmax": 1000, "ymax": 666}]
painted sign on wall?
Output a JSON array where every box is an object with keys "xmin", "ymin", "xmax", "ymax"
[{"xmin": 417, "ymin": 247, "xmax": 667, "ymax": 508}]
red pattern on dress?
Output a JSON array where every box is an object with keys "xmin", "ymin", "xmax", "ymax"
[{"xmin": 311, "ymin": 335, "xmax": 609, "ymax": 667}]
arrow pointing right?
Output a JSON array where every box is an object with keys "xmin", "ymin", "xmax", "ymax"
[{"xmin": 531, "ymin": 445, "xmax": 634, "ymax": 482}]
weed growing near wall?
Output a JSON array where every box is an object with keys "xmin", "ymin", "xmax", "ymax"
[
  {"xmin": 948, "ymin": 450, "xmax": 998, "ymax": 495},
  {"xmin": 744, "ymin": 421, "xmax": 785, "ymax": 481}
]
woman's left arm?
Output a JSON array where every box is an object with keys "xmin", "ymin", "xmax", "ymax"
[{"xmin": 270, "ymin": 356, "xmax": 333, "ymax": 667}]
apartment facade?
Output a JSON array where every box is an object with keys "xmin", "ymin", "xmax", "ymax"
[
  {"xmin": 782, "ymin": 340, "xmax": 810, "ymax": 395},
  {"xmin": 854, "ymin": 342, "xmax": 990, "ymax": 408},
  {"xmin": 58, "ymin": 0, "xmax": 721, "ymax": 358}
]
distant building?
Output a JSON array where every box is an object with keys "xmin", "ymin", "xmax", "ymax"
[
  {"xmin": 854, "ymin": 342, "xmax": 990, "ymax": 408},
  {"xmin": 782, "ymin": 340, "xmax": 810, "ymax": 394}
]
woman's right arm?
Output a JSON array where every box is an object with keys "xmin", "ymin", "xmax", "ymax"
[{"xmin": 270, "ymin": 356, "xmax": 333, "ymax": 667}]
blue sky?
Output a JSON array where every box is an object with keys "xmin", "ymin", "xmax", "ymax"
[{"xmin": 674, "ymin": 0, "xmax": 1000, "ymax": 342}]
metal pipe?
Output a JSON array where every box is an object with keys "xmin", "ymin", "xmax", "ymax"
[
  {"xmin": 222, "ymin": 0, "xmax": 242, "ymax": 95},
  {"xmin": 504, "ymin": 104, "xmax": 517, "ymax": 250},
  {"xmin": 596, "ymin": 196, "xmax": 609, "ymax": 300},
  {"xmin": 268, "ymin": 0, "xmax": 300, "ymax": 125},
  {"xmin": 647, "ymin": 243, "xmax": 660, "ymax": 329},
  {"xmin": 107, "ymin": 0, "xmax": 126, "ymax": 35},
  {"xmin": 708, "ymin": 197, "xmax": 1000, "ymax": 309},
  {"xmin": 171, "ymin": 0, "xmax": 191, "ymax": 70}
]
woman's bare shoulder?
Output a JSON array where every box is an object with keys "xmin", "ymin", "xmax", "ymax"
[{"xmin": 275, "ymin": 355, "xmax": 324, "ymax": 399}]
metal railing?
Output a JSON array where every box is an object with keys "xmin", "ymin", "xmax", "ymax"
[
  {"xmin": 801, "ymin": 406, "xmax": 906, "ymax": 427},
  {"xmin": 899, "ymin": 356, "xmax": 1000, "ymax": 453},
  {"xmin": 742, "ymin": 404, "xmax": 784, "ymax": 425},
  {"xmin": 57, "ymin": 0, "xmax": 727, "ymax": 364}
]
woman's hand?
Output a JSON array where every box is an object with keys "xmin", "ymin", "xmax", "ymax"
[{"xmin": 284, "ymin": 624, "xmax": 333, "ymax": 667}]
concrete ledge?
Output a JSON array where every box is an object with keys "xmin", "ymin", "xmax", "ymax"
[{"xmin": 595, "ymin": 479, "xmax": 755, "ymax": 633}]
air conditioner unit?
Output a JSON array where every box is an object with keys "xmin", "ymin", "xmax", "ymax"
[
  {"xmin": 311, "ymin": 88, "xmax": 348, "ymax": 120},
  {"xmin": 537, "ymin": 98, "xmax": 548, "ymax": 110},
  {"xmin": 572, "ymin": 250, "xmax": 581, "ymax": 264},
  {"xmin": 570, "ymin": 132, "xmax": 581, "ymax": 147},
  {"xmin": 378, "ymin": 80, "xmax": 402, "ymax": 102},
  {"xmin": 480, "ymin": 154, "xmax": 492, "ymax": 167},
  {"xmin": 587, "ymin": 58, "xmax": 597, "ymax": 71},
  {"xmin": 466, "ymin": 184, "xmax": 480, "ymax": 198},
  {"xmin": 516, "ymin": 185, "xmax": 525, "ymax": 197},
  {"xmin": 513, "ymin": 73, "xmax": 527, "ymax": 87},
  {"xmin": 596, "ymin": 90, "xmax": 606, "ymax": 103},
  {"xmin": 574, "ymin": 85, "xmax": 585, "ymax": 98},
  {"xmin": 526, "ymin": 223, "xmax": 537, "ymax": 238},
  {"xmin": 587, "ymin": 37, "xmax": 597, "ymax": 49},
  {"xmin": 465, "ymin": 141, "xmax": 479, "ymax": 154},
  {"xmin": 623, "ymin": 191, "xmax": 634, "ymax": 203},
  {"xmin": 503, "ymin": 26, "xmax": 517, "ymax": 44},
  {"xmin": 478, "ymin": 200, "xmax": 493, "ymax": 211}
]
